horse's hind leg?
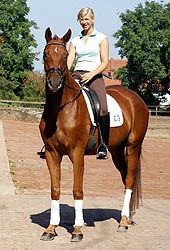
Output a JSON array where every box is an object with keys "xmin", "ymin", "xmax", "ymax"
[
  {"xmin": 40, "ymin": 149, "xmax": 62, "ymax": 241},
  {"xmin": 110, "ymin": 142, "xmax": 142, "ymax": 232},
  {"xmin": 110, "ymin": 143, "xmax": 127, "ymax": 186},
  {"xmin": 110, "ymin": 145, "xmax": 130, "ymax": 232},
  {"xmin": 118, "ymin": 142, "xmax": 142, "ymax": 232}
]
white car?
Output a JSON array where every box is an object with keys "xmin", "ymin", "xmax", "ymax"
[
  {"xmin": 159, "ymin": 93, "xmax": 170, "ymax": 105},
  {"xmin": 158, "ymin": 93, "xmax": 170, "ymax": 111}
]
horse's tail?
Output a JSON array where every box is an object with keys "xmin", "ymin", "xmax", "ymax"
[{"xmin": 130, "ymin": 148, "xmax": 142, "ymax": 214}]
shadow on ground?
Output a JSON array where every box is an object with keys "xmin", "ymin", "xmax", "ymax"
[{"xmin": 30, "ymin": 204, "xmax": 121, "ymax": 234}]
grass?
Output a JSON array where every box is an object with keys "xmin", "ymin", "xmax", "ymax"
[
  {"xmin": 146, "ymin": 135, "xmax": 170, "ymax": 140},
  {"xmin": 9, "ymin": 159, "xmax": 27, "ymax": 193},
  {"xmin": 9, "ymin": 159, "xmax": 16, "ymax": 168},
  {"xmin": 9, "ymin": 160, "xmax": 17, "ymax": 183}
]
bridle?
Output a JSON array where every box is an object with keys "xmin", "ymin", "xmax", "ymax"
[
  {"xmin": 44, "ymin": 42, "xmax": 67, "ymax": 89},
  {"xmin": 44, "ymin": 42, "xmax": 81, "ymax": 91},
  {"xmin": 45, "ymin": 67, "xmax": 66, "ymax": 88}
]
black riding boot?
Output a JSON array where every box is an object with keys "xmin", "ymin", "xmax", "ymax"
[{"xmin": 97, "ymin": 113, "xmax": 110, "ymax": 159}]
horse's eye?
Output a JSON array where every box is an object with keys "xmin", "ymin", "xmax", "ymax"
[
  {"xmin": 64, "ymin": 52, "xmax": 68, "ymax": 60},
  {"xmin": 43, "ymin": 51, "xmax": 49, "ymax": 60}
]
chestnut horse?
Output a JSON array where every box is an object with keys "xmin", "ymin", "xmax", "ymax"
[{"xmin": 39, "ymin": 27, "xmax": 149, "ymax": 241}]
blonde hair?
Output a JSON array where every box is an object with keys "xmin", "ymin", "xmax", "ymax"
[{"xmin": 77, "ymin": 8, "xmax": 95, "ymax": 21}]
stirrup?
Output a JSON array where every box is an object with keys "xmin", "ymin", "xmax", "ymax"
[
  {"xmin": 96, "ymin": 143, "xmax": 108, "ymax": 159},
  {"xmin": 37, "ymin": 145, "xmax": 45, "ymax": 159}
]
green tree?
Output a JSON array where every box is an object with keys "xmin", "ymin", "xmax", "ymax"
[
  {"xmin": 21, "ymin": 72, "xmax": 45, "ymax": 102},
  {"xmin": 0, "ymin": 76, "xmax": 19, "ymax": 100},
  {"xmin": 113, "ymin": 1, "xmax": 170, "ymax": 104},
  {"xmin": 70, "ymin": 59, "xmax": 77, "ymax": 74},
  {"xmin": 0, "ymin": 35, "xmax": 3, "ymax": 75},
  {"xmin": 0, "ymin": 0, "xmax": 38, "ymax": 96}
]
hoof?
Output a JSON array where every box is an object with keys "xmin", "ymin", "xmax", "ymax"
[
  {"xmin": 117, "ymin": 225, "xmax": 128, "ymax": 232},
  {"xmin": 71, "ymin": 233, "xmax": 83, "ymax": 242},
  {"xmin": 40, "ymin": 232, "xmax": 56, "ymax": 241},
  {"xmin": 127, "ymin": 220, "xmax": 136, "ymax": 227}
]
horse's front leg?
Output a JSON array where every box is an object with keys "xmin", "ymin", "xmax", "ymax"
[
  {"xmin": 70, "ymin": 151, "xmax": 84, "ymax": 242},
  {"xmin": 40, "ymin": 148, "xmax": 62, "ymax": 241}
]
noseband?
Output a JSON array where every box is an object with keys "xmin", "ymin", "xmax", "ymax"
[
  {"xmin": 45, "ymin": 67, "xmax": 66, "ymax": 87},
  {"xmin": 44, "ymin": 42, "xmax": 66, "ymax": 88}
]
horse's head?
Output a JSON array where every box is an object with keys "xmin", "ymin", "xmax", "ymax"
[{"xmin": 44, "ymin": 27, "xmax": 72, "ymax": 93}]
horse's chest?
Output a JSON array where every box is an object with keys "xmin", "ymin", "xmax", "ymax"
[{"xmin": 56, "ymin": 122, "xmax": 76, "ymax": 144}]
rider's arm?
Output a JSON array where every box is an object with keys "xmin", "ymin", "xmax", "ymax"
[
  {"xmin": 67, "ymin": 42, "xmax": 76, "ymax": 70},
  {"xmin": 94, "ymin": 37, "xmax": 109, "ymax": 74},
  {"xmin": 100, "ymin": 37, "xmax": 109, "ymax": 69}
]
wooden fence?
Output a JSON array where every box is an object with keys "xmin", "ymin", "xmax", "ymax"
[
  {"xmin": 148, "ymin": 105, "xmax": 170, "ymax": 116},
  {"xmin": 0, "ymin": 100, "xmax": 44, "ymax": 108},
  {"xmin": 0, "ymin": 100, "xmax": 170, "ymax": 116}
]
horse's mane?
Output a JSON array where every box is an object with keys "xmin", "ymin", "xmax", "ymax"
[{"xmin": 53, "ymin": 35, "xmax": 58, "ymax": 40}]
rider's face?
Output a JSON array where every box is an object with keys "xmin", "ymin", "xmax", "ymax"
[{"xmin": 79, "ymin": 14, "xmax": 94, "ymax": 31}]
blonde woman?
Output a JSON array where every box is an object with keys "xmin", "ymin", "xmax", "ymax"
[{"xmin": 67, "ymin": 7, "xmax": 110, "ymax": 159}]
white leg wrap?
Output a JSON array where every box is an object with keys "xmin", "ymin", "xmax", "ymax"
[
  {"xmin": 121, "ymin": 189, "xmax": 132, "ymax": 218},
  {"xmin": 50, "ymin": 200, "xmax": 60, "ymax": 226},
  {"xmin": 75, "ymin": 200, "xmax": 84, "ymax": 226}
]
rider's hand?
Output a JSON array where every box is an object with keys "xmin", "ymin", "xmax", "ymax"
[{"xmin": 80, "ymin": 72, "xmax": 95, "ymax": 84}]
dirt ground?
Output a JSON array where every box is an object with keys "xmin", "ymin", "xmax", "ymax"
[
  {"xmin": 2, "ymin": 116, "xmax": 170, "ymax": 200},
  {"xmin": 1, "ymin": 115, "xmax": 170, "ymax": 250}
]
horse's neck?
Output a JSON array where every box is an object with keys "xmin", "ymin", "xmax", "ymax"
[
  {"xmin": 45, "ymin": 73, "xmax": 81, "ymax": 112},
  {"xmin": 63, "ymin": 72, "xmax": 81, "ymax": 100}
]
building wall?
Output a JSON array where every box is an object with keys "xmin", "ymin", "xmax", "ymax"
[{"xmin": 103, "ymin": 58, "xmax": 127, "ymax": 86}]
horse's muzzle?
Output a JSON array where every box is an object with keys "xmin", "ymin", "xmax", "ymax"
[
  {"xmin": 46, "ymin": 67, "xmax": 65, "ymax": 93},
  {"xmin": 48, "ymin": 76, "xmax": 62, "ymax": 93}
]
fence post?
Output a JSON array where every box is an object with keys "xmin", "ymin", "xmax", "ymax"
[{"xmin": 156, "ymin": 106, "xmax": 158, "ymax": 116}]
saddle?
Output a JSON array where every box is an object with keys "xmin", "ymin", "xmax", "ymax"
[
  {"xmin": 82, "ymin": 87, "xmax": 102, "ymax": 154},
  {"xmin": 83, "ymin": 87, "xmax": 101, "ymax": 124}
]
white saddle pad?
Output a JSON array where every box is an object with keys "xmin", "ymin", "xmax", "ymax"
[{"xmin": 82, "ymin": 89, "xmax": 123, "ymax": 127}]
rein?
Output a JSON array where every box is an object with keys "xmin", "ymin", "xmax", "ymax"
[
  {"xmin": 64, "ymin": 82, "xmax": 83, "ymax": 92},
  {"xmin": 44, "ymin": 42, "xmax": 82, "ymax": 92}
]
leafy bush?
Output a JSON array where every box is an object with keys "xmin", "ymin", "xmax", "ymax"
[
  {"xmin": 21, "ymin": 72, "xmax": 45, "ymax": 102},
  {"xmin": 0, "ymin": 77, "xmax": 19, "ymax": 100}
]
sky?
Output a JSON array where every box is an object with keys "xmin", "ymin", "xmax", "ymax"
[{"xmin": 26, "ymin": 0, "xmax": 169, "ymax": 71}]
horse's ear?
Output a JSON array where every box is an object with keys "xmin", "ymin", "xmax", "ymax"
[
  {"xmin": 45, "ymin": 27, "xmax": 52, "ymax": 43},
  {"xmin": 61, "ymin": 29, "xmax": 72, "ymax": 44}
]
